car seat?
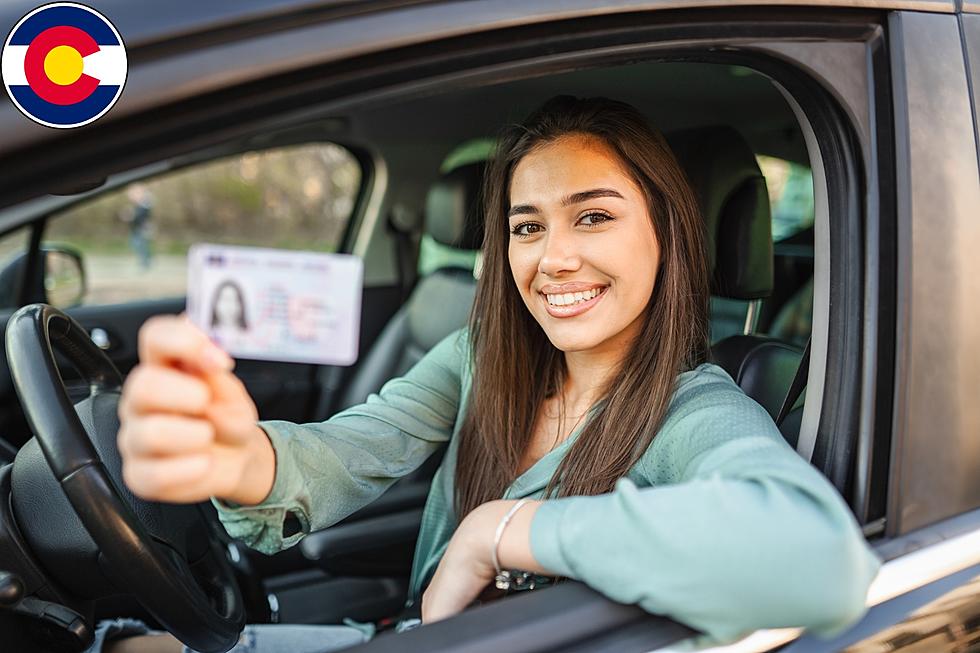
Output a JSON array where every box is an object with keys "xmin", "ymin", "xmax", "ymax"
[
  {"xmin": 667, "ymin": 126, "xmax": 806, "ymax": 449},
  {"xmin": 336, "ymin": 160, "xmax": 484, "ymax": 411}
]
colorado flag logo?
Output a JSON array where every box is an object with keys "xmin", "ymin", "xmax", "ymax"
[{"xmin": 1, "ymin": 3, "xmax": 126, "ymax": 128}]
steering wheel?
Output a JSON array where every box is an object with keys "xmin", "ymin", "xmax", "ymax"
[{"xmin": 5, "ymin": 304, "xmax": 244, "ymax": 653}]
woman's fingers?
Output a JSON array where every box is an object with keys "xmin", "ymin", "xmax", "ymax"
[
  {"xmin": 138, "ymin": 314, "xmax": 233, "ymax": 373},
  {"xmin": 121, "ymin": 453, "xmax": 214, "ymax": 503},
  {"xmin": 118, "ymin": 313, "xmax": 267, "ymax": 504},
  {"xmin": 118, "ymin": 414, "xmax": 215, "ymax": 458},
  {"xmin": 119, "ymin": 365, "xmax": 212, "ymax": 418}
]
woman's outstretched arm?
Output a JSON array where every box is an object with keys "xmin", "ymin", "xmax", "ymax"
[{"xmin": 118, "ymin": 312, "xmax": 470, "ymax": 555}]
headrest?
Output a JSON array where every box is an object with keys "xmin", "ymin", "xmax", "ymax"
[
  {"xmin": 666, "ymin": 126, "xmax": 773, "ymax": 300},
  {"xmin": 424, "ymin": 160, "xmax": 486, "ymax": 250}
]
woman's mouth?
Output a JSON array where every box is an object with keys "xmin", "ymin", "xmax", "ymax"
[{"xmin": 540, "ymin": 286, "xmax": 608, "ymax": 318}]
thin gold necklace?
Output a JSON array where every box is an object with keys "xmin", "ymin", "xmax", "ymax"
[{"xmin": 549, "ymin": 393, "xmax": 590, "ymax": 452}]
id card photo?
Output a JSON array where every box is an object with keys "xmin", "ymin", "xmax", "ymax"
[{"xmin": 186, "ymin": 243, "xmax": 363, "ymax": 366}]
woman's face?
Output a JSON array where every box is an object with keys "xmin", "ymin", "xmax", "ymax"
[
  {"xmin": 507, "ymin": 134, "xmax": 661, "ymax": 355},
  {"xmin": 214, "ymin": 285, "xmax": 244, "ymax": 328}
]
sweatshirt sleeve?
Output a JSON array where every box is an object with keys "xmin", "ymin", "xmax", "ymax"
[
  {"xmin": 212, "ymin": 327, "xmax": 468, "ymax": 554},
  {"xmin": 528, "ymin": 367, "xmax": 882, "ymax": 643}
]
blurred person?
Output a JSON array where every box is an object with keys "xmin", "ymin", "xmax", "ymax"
[{"xmin": 120, "ymin": 183, "xmax": 154, "ymax": 270}]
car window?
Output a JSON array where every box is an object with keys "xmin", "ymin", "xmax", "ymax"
[
  {"xmin": 417, "ymin": 236, "xmax": 480, "ymax": 276},
  {"xmin": 43, "ymin": 143, "xmax": 362, "ymax": 307},
  {"xmin": 755, "ymin": 155, "xmax": 815, "ymax": 346},
  {"xmin": 756, "ymin": 155, "xmax": 815, "ymax": 242},
  {"xmin": 439, "ymin": 137, "xmax": 494, "ymax": 175},
  {"xmin": 0, "ymin": 226, "xmax": 29, "ymax": 269}
]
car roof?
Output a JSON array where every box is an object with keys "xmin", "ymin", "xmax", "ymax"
[{"xmin": 349, "ymin": 61, "xmax": 806, "ymax": 166}]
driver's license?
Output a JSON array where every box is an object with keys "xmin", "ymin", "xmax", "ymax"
[{"xmin": 186, "ymin": 243, "xmax": 362, "ymax": 365}]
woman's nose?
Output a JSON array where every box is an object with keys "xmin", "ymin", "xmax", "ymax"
[{"xmin": 538, "ymin": 228, "xmax": 582, "ymax": 277}]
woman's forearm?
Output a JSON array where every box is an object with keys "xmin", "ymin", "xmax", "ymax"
[{"xmin": 485, "ymin": 499, "xmax": 550, "ymax": 573}]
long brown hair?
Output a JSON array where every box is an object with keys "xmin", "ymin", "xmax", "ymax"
[{"xmin": 454, "ymin": 95, "xmax": 709, "ymax": 519}]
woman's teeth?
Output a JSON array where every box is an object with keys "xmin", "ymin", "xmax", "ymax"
[{"xmin": 545, "ymin": 287, "xmax": 602, "ymax": 306}]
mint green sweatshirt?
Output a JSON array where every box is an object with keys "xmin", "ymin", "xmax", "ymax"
[{"xmin": 214, "ymin": 327, "xmax": 881, "ymax": 643}]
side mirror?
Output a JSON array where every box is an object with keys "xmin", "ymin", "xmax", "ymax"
[
  {"xmin": 0, "ymin": 246, "xmax": 86, "ymax": 310},
  {"xmin": 43, "ymin": 247, "xmax": 86, "ymax": 309}
]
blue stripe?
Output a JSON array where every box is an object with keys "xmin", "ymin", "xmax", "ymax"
[
  {"xmin": 9, "ymin": 85, "xmax": 119, "ymax": 126},
  {"xmin": 9, "ymin": 6, "xmax": 119, "ymax": 45}
]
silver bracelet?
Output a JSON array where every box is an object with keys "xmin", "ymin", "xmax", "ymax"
[{"xmin": 491, "ymin": 498, "xmax": 530, "ymax": 590}]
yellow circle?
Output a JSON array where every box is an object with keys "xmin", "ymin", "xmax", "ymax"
[{"xmin": 43, "ymin": 46, "xmax": 84, "ymax": 86}]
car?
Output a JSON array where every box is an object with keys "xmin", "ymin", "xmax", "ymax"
[{"xmin": 0, "ymin": 1, "xmax": 978, "ymax": 652}]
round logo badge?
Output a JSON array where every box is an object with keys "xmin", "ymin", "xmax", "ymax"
[{"xmin": 1, "ymin": 2, "xmax": 127, "ymax": 128}]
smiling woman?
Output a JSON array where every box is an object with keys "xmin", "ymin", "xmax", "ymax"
[
  {"xmin": 509, "ymin": 155, "xmax": 661, "ymax": 337},
  {"xmin": 97, "ymin": 95, "xmax": 880, "ymax": 653},
  {"xmin": 455, "ymin": 96, "xmax": 706, "ymax": 520}
]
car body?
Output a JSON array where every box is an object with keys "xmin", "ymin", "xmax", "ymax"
[{"xmin": 0, "ymin": 1, "xmax": 978, "ymax": 652}]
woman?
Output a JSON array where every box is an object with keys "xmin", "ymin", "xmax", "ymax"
[
  {"xmin": 208, "ymin": 280, "xmax": 251, "ymax": 352},
  {"xmin": 95, "ymin": 95, "xmax": 880, "ymax": 653},
  {"xmin": 210, "ymin": 280, "xmax": 249, "ymax": 333}
]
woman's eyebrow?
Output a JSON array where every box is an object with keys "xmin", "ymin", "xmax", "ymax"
[{"xmin": 508, "ymin": 187, "xmax": 625, "ymax": 218}]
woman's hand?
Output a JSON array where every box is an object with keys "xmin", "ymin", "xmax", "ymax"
[
  {"xmin": 116, "ymin": 314, "xmax": 276, "ymax": 506},
  {"xmin": 421, "ymin": 499, "xmax": 545, "ymax": 623}
]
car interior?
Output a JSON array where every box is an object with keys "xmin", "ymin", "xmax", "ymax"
[{"xmin": 0, "ymin": 58, "xmax": 821, "ymax": 647}]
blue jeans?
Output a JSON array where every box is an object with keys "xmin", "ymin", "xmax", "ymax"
[
  {"xmin": 88, "ymin": 618, "xmax": 377, "ymax": 653},
  {"xmin": 128, "ymin": 231, "xmax": 151, "ymax": 269}
]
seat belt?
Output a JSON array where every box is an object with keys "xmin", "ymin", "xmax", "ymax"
[{"xmin": 776, "ymin": 337, "xmax": 811, "ymax": 427}]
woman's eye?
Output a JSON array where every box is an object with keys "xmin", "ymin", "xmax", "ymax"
[
  {"xmin": 579, "ymin": 212, "xmax": 612, "ymax": 227},
  {"xmin": 511, "ymin": 222, "xmax": 543, "ymax": 237}
]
